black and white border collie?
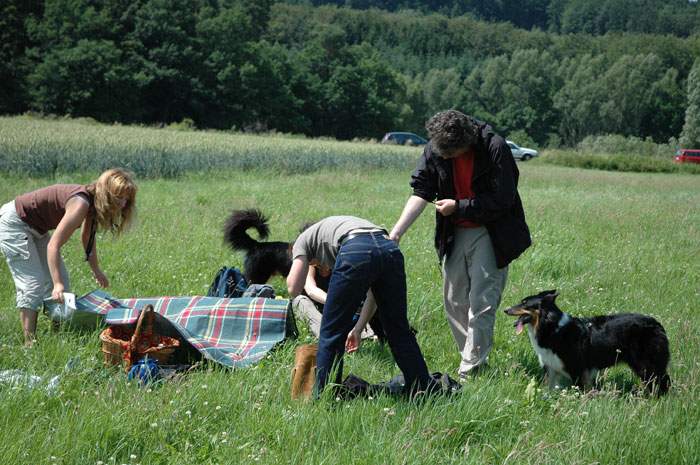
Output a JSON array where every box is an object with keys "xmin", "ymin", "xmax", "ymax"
[{"xmin": 504, "ymin": 290, "xmax": 671, "ymax": 395}]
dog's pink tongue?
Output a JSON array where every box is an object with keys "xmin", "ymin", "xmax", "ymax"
[{"xmin": 516, "ymin": 321, "xmax": 524, "ymax": 335}]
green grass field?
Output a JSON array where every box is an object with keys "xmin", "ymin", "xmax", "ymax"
[{"xmin": 0, "ymin": 119, "xmax": 698, "ymax": 464}]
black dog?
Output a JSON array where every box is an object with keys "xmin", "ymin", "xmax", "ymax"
[
  {"xmin": 504, "ymin": 290, "xmax": 670, "ymax": 395},
  {"xmin": 224, "ymin": 209, "xmax": 292, "ymax": 284}
]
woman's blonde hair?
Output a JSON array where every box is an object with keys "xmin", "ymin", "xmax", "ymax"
[{"xmin": 86, "ymin": 168, "xmax": 137, "ymax": 235}]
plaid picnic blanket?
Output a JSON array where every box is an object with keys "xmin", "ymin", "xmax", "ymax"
[{"xmin": 76, "ymin": 290, "xmax": 296, "ymax": 368}]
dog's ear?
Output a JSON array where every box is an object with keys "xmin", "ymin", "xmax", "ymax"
[{"xmin": 543, "ymin": 290, "xmax": 559, "ymax": 302}]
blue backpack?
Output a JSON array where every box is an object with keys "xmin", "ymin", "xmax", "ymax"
[{"xmin": 207, "ymin": 267, "xmax": 248, "ymax": 298}]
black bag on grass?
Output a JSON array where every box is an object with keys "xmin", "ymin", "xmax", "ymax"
[
  {"xmin": 207, "ymin": 267, "xmax": 248, "ymax": 298},
  {"xmin": 242, "ymin": 284, "xmax": 276, "ymax": 298}
]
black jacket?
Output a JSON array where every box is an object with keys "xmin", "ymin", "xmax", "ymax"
[{"xmin": 410, "ymin": 122, "xmax": 531, "ymax": 268}]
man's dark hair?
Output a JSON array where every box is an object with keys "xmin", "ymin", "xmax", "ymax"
[
  {"xmin": 425, "ymin": 110, "xmax": 478, "ymax": 156},
  {"xmin": 299, "ymin": 221, "xmax": 317, "ymax": 234}
]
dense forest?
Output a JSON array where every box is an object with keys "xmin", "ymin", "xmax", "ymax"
[
  {"xmin": 284, "ymin": 0, "xmax": 700, "ymax": 36},
  {"xmin": 2, "ymin": 0, "xmax": 700, "ymax": 146}
]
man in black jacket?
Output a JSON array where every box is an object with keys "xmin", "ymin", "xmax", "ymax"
[{"xmin": 389, "ymin": 110, "xmax": 531, "ymax": 379}]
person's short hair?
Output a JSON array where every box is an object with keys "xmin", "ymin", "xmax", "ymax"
[
  {"xmin": 425, "ymin": 110, "xmax": 478, "ymax": 157},
  {"xmin": 299, "ymin": 221, "xmax": 317, "ymax": 234}
]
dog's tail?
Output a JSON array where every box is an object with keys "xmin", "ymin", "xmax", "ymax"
[{"xmin": 224, "ymin": 209, "xmax": 270, "ymax": 252}]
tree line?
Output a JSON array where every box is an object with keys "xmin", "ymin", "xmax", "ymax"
[
  {"xmin": 2, "ymin": 0, "xmax": 700, "ymax": 146},
  {"xmin": 283, "ymin": 0, "xmax": 700, "ymax": 37}
]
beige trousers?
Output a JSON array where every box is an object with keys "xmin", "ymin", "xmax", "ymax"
[
  {"xmin": 292, "ymin": 295, "xmax": 375, "ymax": 340},
  {"xmin": 0, "ymin": 201, "xmax": 70, "ymax": 314},
  {"xmin": 442, "ymin": 226, "xmax": 508, "ymax": 375}
]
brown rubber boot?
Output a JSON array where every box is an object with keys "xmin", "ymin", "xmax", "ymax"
[{"xmin": 291, "ymin": 344, "xmax": 318, "ymax": 400}]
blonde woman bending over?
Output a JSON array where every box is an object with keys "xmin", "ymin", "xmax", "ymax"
[{"xmin": 0, "ymin": 168, "xmax": 137, "ymax": 346}]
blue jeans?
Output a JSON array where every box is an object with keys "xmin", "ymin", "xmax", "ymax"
[{"xmin": 315, "ymin": 232, "xmax": 432, "ymax": 395}]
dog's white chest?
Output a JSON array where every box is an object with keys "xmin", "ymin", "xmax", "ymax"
[{"xmin": 527, "ymin": 327, "xmax": 566, "ymax": 372}]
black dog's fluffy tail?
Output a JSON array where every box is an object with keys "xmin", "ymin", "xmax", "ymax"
[{"xmin": 224, "ymin": 209, "xmax": 270, "ymax": 252}]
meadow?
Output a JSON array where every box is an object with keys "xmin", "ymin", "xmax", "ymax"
[{"xmin": 0, "ymin": 118, "xmax": 698, "ymax": 465}]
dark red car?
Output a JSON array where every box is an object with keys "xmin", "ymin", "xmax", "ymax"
[{"xmin": 674, "ymin": 149, "xmax": 700, "ymax": 164}]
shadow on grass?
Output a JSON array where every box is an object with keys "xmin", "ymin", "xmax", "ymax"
[
  {"xmin": 360, "ymin": 339, "xmax": 395, "ymax": 364},
  {"xmin": 513, "ymin": 354, "xmax": 642, "ymax": 397}
]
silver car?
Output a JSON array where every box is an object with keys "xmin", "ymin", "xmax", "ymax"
[{"xmin": 506, "ymin": 140, "xmax": 539, "ymax": 161}]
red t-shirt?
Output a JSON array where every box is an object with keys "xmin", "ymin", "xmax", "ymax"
[{"xmin": 452, "ymin": 151, "xmax": 480, "ymax": 228}]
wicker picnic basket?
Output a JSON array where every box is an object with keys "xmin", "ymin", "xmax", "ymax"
[{"xmin": 99, "ymin": 304, "xmax": 180, "ymax": 371}]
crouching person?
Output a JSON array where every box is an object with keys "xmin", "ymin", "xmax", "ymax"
[
  {"xmin": 292, "ymin": 260, "xmax": 377, "ymax": 341},
  {"xmin": 0, "ymin": 168, "xmax": 137, "ymax": 346},
  {"xmin": 287, "ymin": 215, "xmax": 434, "ymax": 398}
]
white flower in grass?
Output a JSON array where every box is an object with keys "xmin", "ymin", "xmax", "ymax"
[
  {"xmin": 185, "ymin": 410, "xmax": 192, "ymax": 417},
  {"xmin": 215, "ymin": 405, "xmax": 221, "ymax": 410},
  {"xmin": 97, "ymin": 461, "xmax": 104, "ymax": 465},
  {"xmin": 383, "ymin": 407, "xmax": 395, "ymax": 416},
  {"xmin": 150, "ymin": 422, "xmax": 158, "ymax": 428},
  {"xmin": 130, "ymin": 455, "xmax": 137, "ymax": 460}
]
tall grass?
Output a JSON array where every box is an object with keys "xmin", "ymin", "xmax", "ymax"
[
  {"xmin": 576, "ymin": 134, "xmax": 678, "ymax": 158},
  {"xmin": 541, "ymin": 134, "xmax": 700, "ymax": 174},
  {"xmin": 0, "ymin": 120, "xmax": 698, "ymax": 464},
  {"xmin": 0, "ymin": 116, "xmax": 419, "ymax": 177},
  {"xmin": 542, "ymin": 149, "xmax": 700, "ymax": 174}
]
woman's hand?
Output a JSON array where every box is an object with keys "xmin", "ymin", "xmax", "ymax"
[
  {"xmin": 51, "ymin": 283, "xmax": 66, "ymax": 303},
  {"xmin": 345, "ymin": 329, "xmax": 362, "ymax": 353},
  {"xmin": 93, "ymin": 269, "xmax": 109, "ymax": 288},
  {"xmin": 435, "ymin": 198, "xmax": 457, "ymax": 216}
]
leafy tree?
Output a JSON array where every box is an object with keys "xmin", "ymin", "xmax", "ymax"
[
  {"xmin": 28, "ymin": 39, "xmax": 137, "ymax": 121},
  {"xmin": 323, "ymin": 43, "xmax": 404, "ymax": 139},
  {"xmin": 680, "ymin": 60, "xmax": 700, "ymax": 148},
  {"xmin": 552, "ymin": 54, "xmax": 608, "ymax": 145},
  {"xmin": 195, "ymin": 1, "xmax": 258, "ymax": 128},
  {"xmin": 422, "ymin": 68, "xmax": 464, "ymax": 115},
  {"xmin": 460, "ymin": 49, "xmax": 561, "ymax": 144},
  {"xmin": 238, "ymin": 41, "xmax": 307, "ymax": 133},
  {"xmin": 25, "ymin": 0, "xmax": 141, "ymax": 121},
  {"xmin": 129, "ymin": 0, "xmax": 205, "ymax": 123},
  {"xmin": 0, "ymin": 0, "xmax": 42, "ymax": 114},
  {"xmin": 598, "ymin": 54, "xmax": 682, "ymax": 141}
]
